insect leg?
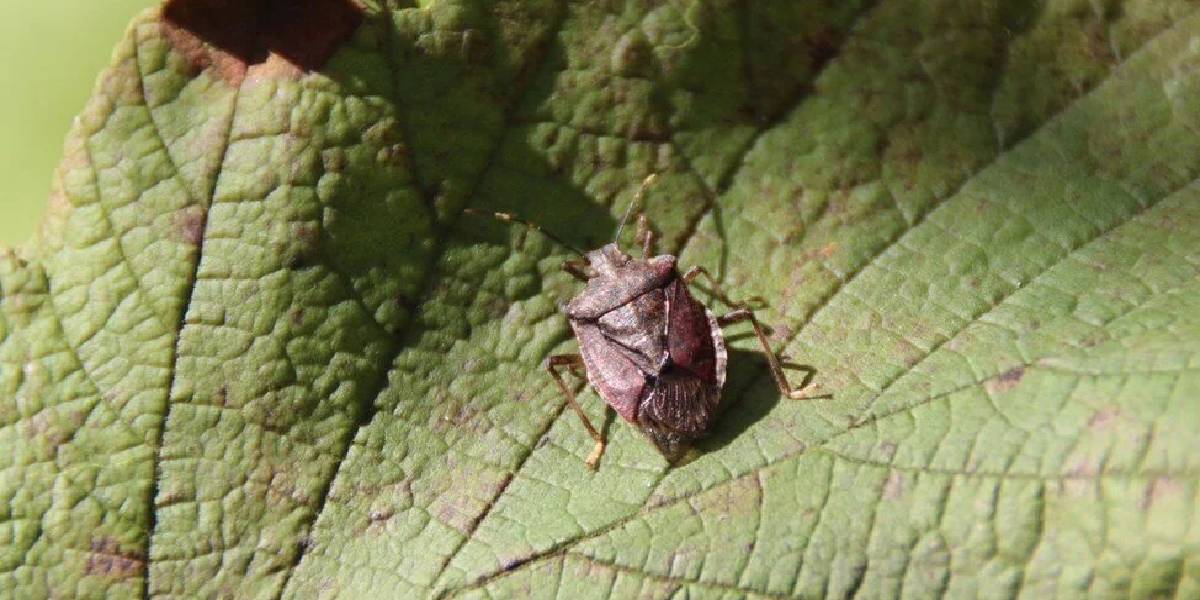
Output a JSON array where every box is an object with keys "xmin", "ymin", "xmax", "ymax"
[
  {"xmin": 614, "ymin": 173, "xmax": 659, "ymax": 247},
  {"xmin": 636, "ymin": 213, "xmax": 657, "ymax": 258},
  {"xmin": 462, "ymin": 208, "xmax": 586, "ymax": 257},
  {"xmin": 682, "ymin": 266, "xmax": 766, "ymax": 310},
  {"xmin": 562, "ymin": 259, "xmax": 593, "ymax": 282},
  {"xmin": 545, "ymin": 354, "xmax": 607, "ymax": 469},
  {"xmin": 717, "ymin": 309, "xmax": 810, "ymax": 400}
]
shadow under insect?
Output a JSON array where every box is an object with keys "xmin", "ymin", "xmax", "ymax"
[
  {"xmin": 586, "ymin": 343, "xmax": 821, "ymax": 467},
  {"xmin": 687, "ymin": 344, "xmax": 821, "ymax": 458}
]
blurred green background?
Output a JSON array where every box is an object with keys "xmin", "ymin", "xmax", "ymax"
[{"xmin": 0, "ymin": 0, "xmax": 158, "ymax": 246}]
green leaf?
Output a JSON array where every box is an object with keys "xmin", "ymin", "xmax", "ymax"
[{"xmin": 3, "ymin": 1, "xmax": 1199, "ymax": 598}]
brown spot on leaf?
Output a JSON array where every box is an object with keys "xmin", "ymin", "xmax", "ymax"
[
  {"xmin": 1058, "ymin": 459, "xmax": 1103, "ymax": 497},
  {"xmin": 769, "ymin": 323, "xmax": 794, "ymax": 344},
  {"xmin": 161, "ymin": 18, "xmax": 250, "ymax": 85},
  {"xmin": 984, "ymin": 366, "xmax": 1025, "ymax": 394},
  {"xmin": 86, "ymin": 538, "xmax": 146, "ymax": 579},
  {"xmin": 882, "ymin": 471, "xmax": 905, "ymax": 499},
  {"xmin": 45, "ymin": 188, "xmax": 72, "ymax": 221},
  {"xmin": 172, "ymin": 206, "xmax": 205, "ymax": 245},
  {"xmin": 433, "ymin": 400, "xmax": 486, "ymax": 434},
  {"xmin": 878, "ymin": 441, "xmax": 898, "ymax": 461},
  {"xmin": 366, "ymin": 507, "xmax": 395, "ymax": 532},
  {"xmin": 244, "ymin": 53, "xmax": 306, "ymax": 83},
  {"xmin": 428, "ymin": 462, "xmax": 507, "ymax": 534},
  {"xmin": 157, "ymin": 489, "xmax": 188, "ymax": 507},
  {"xmin": 1079, "ymin": 332, "xmax": 1108, "ymax": 348},
  {"xmin": 24, "ymin": 412, "xmax": 68, "ymax": 447},
  {"xmin": 1140, "ymin": 477, "xmax": 1183, "ymax": 510},
  {"xmin": 1087, "ymin": 407, "xmax": 1120, "ymax": 431},
  {"xmin": 500, "ymin": 556, "xmax": 530, "ymax": 573},
  {"xmin": 1067, "ymin": 459, "xmax": 1098, "ymax": 479},
  {"xmin": 278, "ymin": 222, "xmax": 322, "ymax": 268},
  {"xmin": 266, "ymin": 465, "xmax": 308, "ymax": 506},
  {"xmin": 692, "ymin": 474, "xmax": 761, "ymax": 517},
  {"xmin": 162, "ymin": 0, "xmax": 364, "ymax": 85}
]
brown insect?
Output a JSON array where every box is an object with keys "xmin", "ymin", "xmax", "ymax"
[{"xmin": 467, "ymin": 175, "xmax": 808, "ymax": 468}]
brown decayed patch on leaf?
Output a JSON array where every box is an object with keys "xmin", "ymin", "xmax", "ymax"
[
  {"xmin": 86, "ymin": 538, "xmax": 146, "ymax": 579},
  {"xmin": 984, "ymin": 366, "xmax": 1025, "ymax": 394},
  {"xmin": 267, "ymin": 465, "xmax": 309, "ymax": 506},
  {"xmin": 1087, "ymin": 406, "xmax": 1121, "ymax": 431},
  {"xmin": 172, "ymin": 206, "xmax": 206, "ymax": 245},
  {"xmin": 428, "ymin": 460, "xmax": 509, "ymax": 534},
  {"xmin": 244, "ymin": 53, "xmax": 306, "ymax": 84},
  {"xmin": 1140, "ymin": 477, "xmax": 1184, "ymax": 510},
  {"xmin": 1056, "ymin": 459, "xmax": 1103, "ymax": 498},
  {"xmin": 366, "ymin": 506, "xmax": 396, "ymax": 533},
  {"xmin": 280, "ymin": 221, "xmax": 322, "ymax": 269},
  {"xmin": 23, "ymin": 411, "xmax": 69, "ymax": 447},
  {"xmin": 882, "ymin": 470, "xmax": 905, "ymax": 500},
  {"xmin": 690, "ymin": 474, "xmax": 762, "ymax": 517},
  {"xmin": 160, "ymin": 17, "xmax": 250, "ymax": 85},
  {"xmin": 162, "ymin": 0, "xmax": 363, "ymax": 85}
]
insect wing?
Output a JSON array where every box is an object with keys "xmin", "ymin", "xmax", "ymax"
[
  {"xmin": 596, "ymin": 288, "xmax": 666, "ymax": 373},
  {"xmin": 664, "ymin": 278, "xmax": 719, "ymax": 385},
  {"xmin": 571, "ymin": 320, "xmax": 645, "ymax": 423}
]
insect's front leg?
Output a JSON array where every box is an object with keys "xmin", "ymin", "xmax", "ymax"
[
  {"xmin": 562, "ymin": 259, "xmax": 593, "ymax": 282},
  {"xmin": 716, "ymin": 309, "xmax": 809, "ymax": 399},
  {"xmin": 545, "ymin": 354, "xmax": 607, "ymax": 469},
  {"xmin": 682, "ymin": 266, "xmax": 765, "ymax": 310},
  {"xmin": 636, "ymin": 213, "xmax": 657, "ymax": 258}
]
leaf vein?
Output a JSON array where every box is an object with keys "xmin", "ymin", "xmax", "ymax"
[
  {"xmin": 430, "ymin": 382, "xmax": 576, "ymax": 592},
  {"xmin": 732, "ymin": 7, "xmax": 1195, "ymax": 418},
  {"xmin": 144, "ymin": 75, "xmax": 242, "ymax": 600},
  {"xmin": 816, "ymin": 447, "xmax": 1200, "ymax": 482}
]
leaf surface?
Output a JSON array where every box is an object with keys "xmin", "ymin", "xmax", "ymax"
[{"xmin": 2, "ymin": 1, "xmax": 1199, "ymax": 598}]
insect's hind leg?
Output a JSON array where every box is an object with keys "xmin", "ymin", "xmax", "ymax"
[
  {"xmin": 716, "ymin": 309, "xmax": 811, "ymax": 400},
  {"xmin": 683, "ymin": 267, "xmax": 808, "ymax": 398},
  {"xmin": 545, "ymin": 354, "xmax": 607, "ymax": 469}
]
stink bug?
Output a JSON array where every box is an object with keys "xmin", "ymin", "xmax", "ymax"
[{"xmin": 466, "ymin": 175, "xmax": 808, "ymax": 468}]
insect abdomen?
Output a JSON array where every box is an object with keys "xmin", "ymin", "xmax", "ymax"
[{"xmin": 636, "ymin": 369, "xmax": 720, "ymax": 455}]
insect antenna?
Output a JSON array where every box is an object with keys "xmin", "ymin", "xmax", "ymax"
[
  {"xmin": 613, "ymin": 173, "xmax": 659, "ymax": 245},
  {"xmin": 462, "ymin": 208, "xmax": 586, "ymax": 257}
]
